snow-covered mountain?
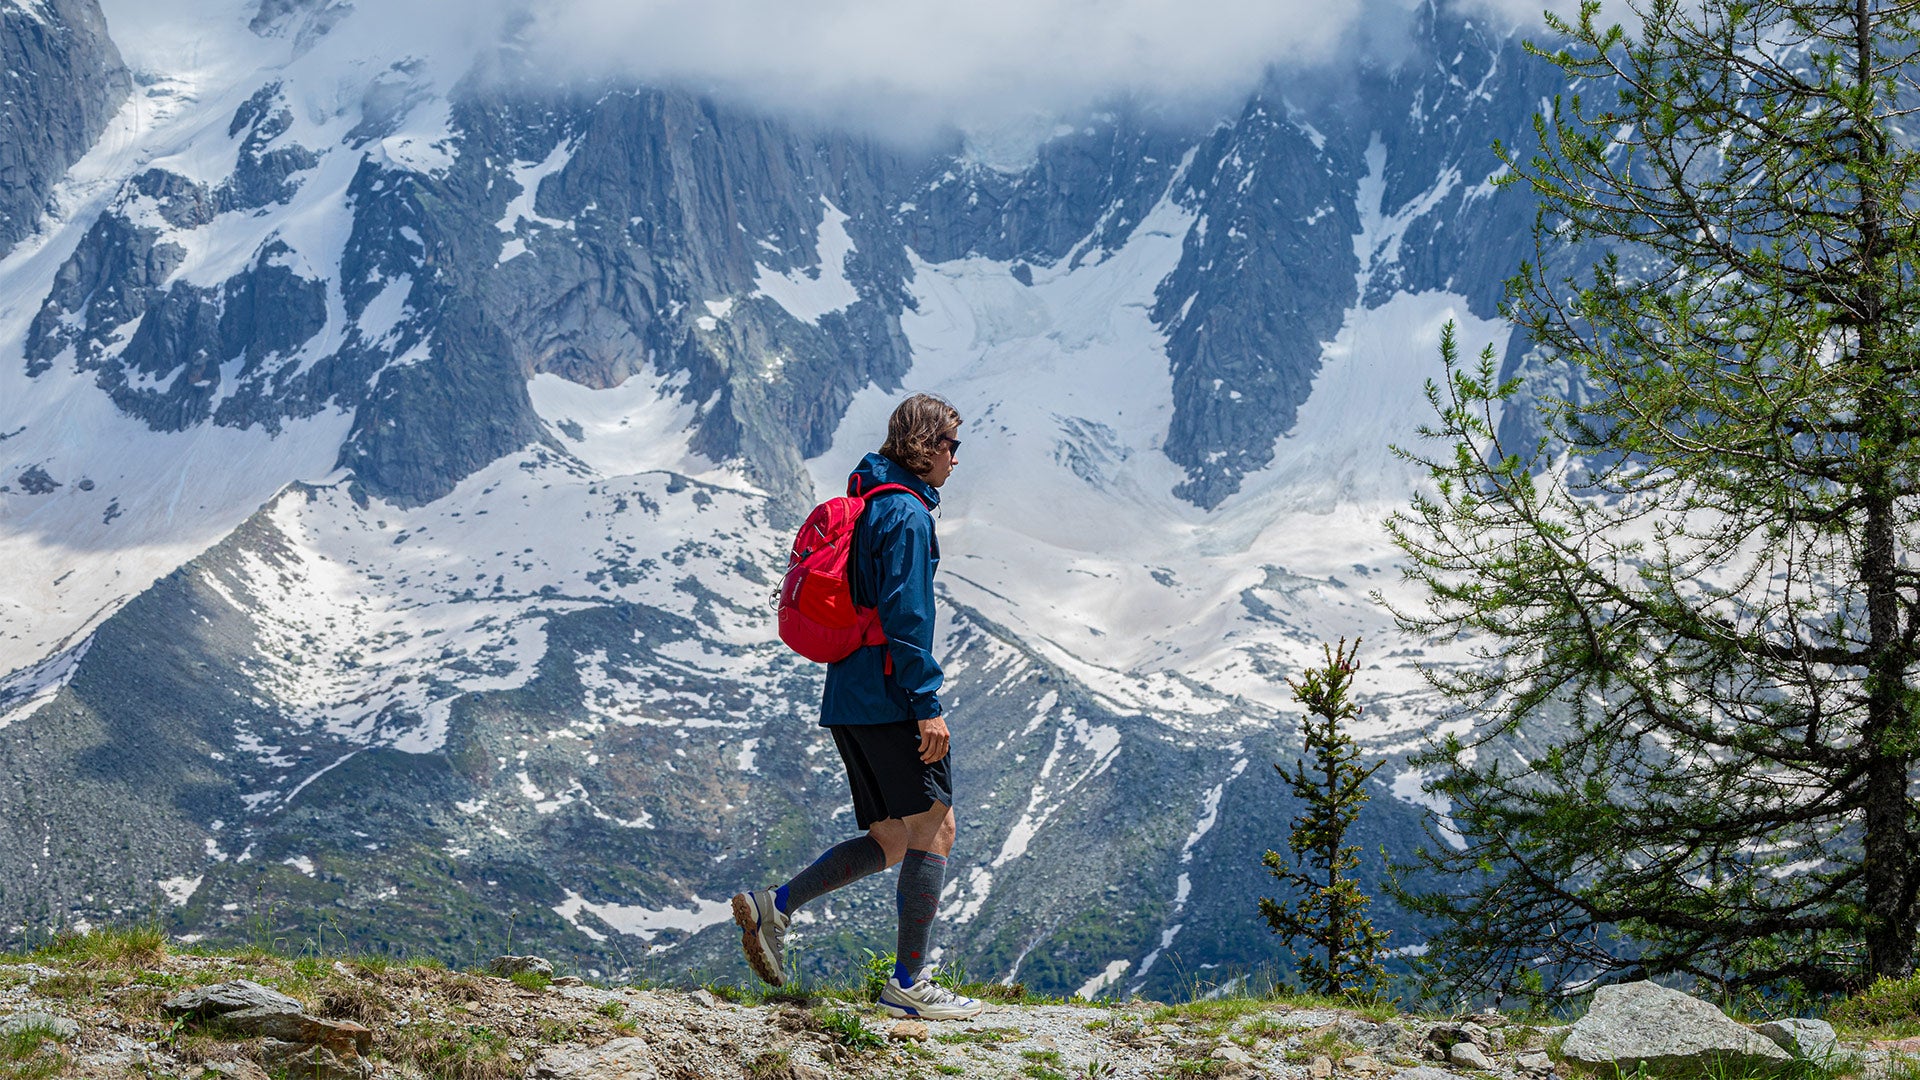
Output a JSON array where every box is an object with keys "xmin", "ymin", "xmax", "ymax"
[{"xmin": 0, "ymin": 0, "xmax": 1561, "ymax": 995}]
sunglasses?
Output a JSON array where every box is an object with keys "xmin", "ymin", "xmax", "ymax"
[{"xmin": 939, "ymin": 436, "xmax": 962, "ymax": 454}]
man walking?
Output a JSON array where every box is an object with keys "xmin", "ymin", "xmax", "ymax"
[{"xmin": 733, "ymin": 393, "xmax": 982, "ymax": 1020}]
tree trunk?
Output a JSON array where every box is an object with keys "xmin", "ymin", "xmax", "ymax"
[
  {"xmin": 1860, "ymin": 483, "xmax": 1916, "ymax": 978},
  {"xmin": 1852, "ymin": 0, "xmax": 1917, "ymax": 980}
]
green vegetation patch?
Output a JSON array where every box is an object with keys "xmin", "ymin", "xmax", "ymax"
[
  {"xmin": 0, "ymin": 1018, "xmax": 71, "ymax": 1080},
  {"xmin": 935, "ymin": 1026, "xmax": 1024, "ymax": 1046},
  {"xmin": 383, "ymin": 1020, "xmax": 520, "ymax": 1080},
  {"xmin": 508, "ymin": 969, "xmax": 552, "ymax": 993},
  {"xmin": 1831, "ymin": 976, "xmax": 1920, "ymax": 1038},
  {"xmin": 745, "ymin": 1049, "xmax": 794, "ymax": 1080},
  {"xmin": 817, "ymin": 1008, "xmax": 884, "ymax": 1051},
  {"xmin": 31, "ymin": 925, "xmax": 166, "ymax": 971},
  {"xmin": 28, "ymin": 972, "xmax": 97, "ymax": 1002}
]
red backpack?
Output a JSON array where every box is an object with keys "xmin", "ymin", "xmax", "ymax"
[{"xmin": 778, "ymin": 481, "xmax": 929, "ymax": 664}]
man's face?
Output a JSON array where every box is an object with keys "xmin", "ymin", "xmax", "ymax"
[{"xmin": 923, "ymin": 426, "xmax": 960, "ymax": 488}]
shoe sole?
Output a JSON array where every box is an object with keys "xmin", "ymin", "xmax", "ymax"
[
  {"xmin": 730, "ymin": 893, "xmax": 785, "ymax": 987},
  {"xmin": 878, "ymin": 995, "xmax": 981, "ymax": 1020}
]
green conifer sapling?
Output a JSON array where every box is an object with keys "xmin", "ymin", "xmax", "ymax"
[{"xmin": 1259, "ymin": 638, "xmax": 1390, "ymax": 999}]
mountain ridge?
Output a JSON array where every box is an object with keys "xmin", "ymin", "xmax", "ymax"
[{"xmin": 2, "ymin": 0, "xmax": 1562, "ymax": 996}]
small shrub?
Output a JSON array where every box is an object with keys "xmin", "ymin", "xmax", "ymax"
[
  {"xmin": 508, "ymin": 969, "xmax": 552, "ymax": 993},
  {"xmin": 0, "ymin": 1018, "xmax": 71, "ymax": 1080},
  {"xmin": 1241, "ymin": 1015, "xmax": 1287, "ymax": 1040},
  {"xmin": 32, "ymin": 925, "xmax": 166, "ymax": 970},
  {"xmin": 745, "ymin": 1049, "xmax": 793, "ymax": 1080},
  {"xmin": 932, "ymin": 960, "xmax": 971, "ymax": 991},
  {"xmin": 859, "ymin": 949, "xmax": 895, "ymax": 1001},
  {"xmin": 704, "ymin": 981, "xmax": 750, "ymax": 1004},
  {"xmin": 28, "ymin": 972, "xmax": 94, "ymax": 1001},
  {"xmin": 595, "ymin": 1000, "xmax": 626, "ymax": 1020},
  {"xmin": 320, "ymin": 979, "xmax": 393, "ymax": 1026},
  {"xmin": 446, "ymin": 972, "xmax": 488, "ymax": 1003},
  {"xmin": 818, "ymin": 1009, "xmax": 883, "ymax": 1051},
  {"xmin": 382, "ymin": 1021, "xmax": 520, "ymax": 1080},
  {"xmin": 344, "ymin": 953, "xmax": 395, "ymax": 976},
  {"xmin": 1284, "ymin": 1029, "xmax": 1363, "ymax": 1065},
  {"xmin": 1831, "ymin": 975, "xmax": 1920, "ymax": 1037}
]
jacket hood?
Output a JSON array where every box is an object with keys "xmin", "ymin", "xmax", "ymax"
[{"xmin": 847, "ymin": 451, "xmax": 940, "ymax": 509}]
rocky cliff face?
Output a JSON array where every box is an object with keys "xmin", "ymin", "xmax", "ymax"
[
  {"xmin": 0, "ymin": 0, "xmax": 1566, "ymax": 997},
  {"xmin": 0, "ymin": 0, "xmax": 129, "ymax": 259}
]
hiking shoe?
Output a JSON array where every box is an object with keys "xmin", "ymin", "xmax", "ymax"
[
  {"xmin": 878, "ymin": 976, "xmax": 984, "ymax": 1020},
  {"xmin": 731, "ymin": 889, "xmax": 788, "ymax": 987}
]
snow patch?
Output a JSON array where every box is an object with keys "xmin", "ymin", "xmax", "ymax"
[
  {"xmin": 495, "ymin": 140, "xmax": 576, "ymax": 242},
  {"xmin": 157, "ymin": 875, "xmax": 202, "ymax": 906},
  {"xmin": 753, "ymin": 198, "xmax": 860, "ymax": 323},
  {"xmin": 1391, "ymin": 766, "xmax": 1465, "ymax": 850},
  {"xmin": 551, "ymin": 888, "xmax": 733, "ymax": 944},
  {"xmin": 528, "ymin": 371, "xmax": 734, "ymax": 484},
  {"xmin": 1075, "ymin": 959, "xmax": 1131, "ymax": 1000}
]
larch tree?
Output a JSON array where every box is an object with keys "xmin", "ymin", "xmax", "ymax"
[
  {"xmin": 1260, "ymin": 639, "xmax": 1391, "ymax": 1000},
  {"xmin": 1388, "ymin": 0, "xmax": 1920, "ymax": 996}
]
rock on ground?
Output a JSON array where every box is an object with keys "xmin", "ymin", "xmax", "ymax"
[
  {"xmin": 1448, "ymin": 1041, "xmax": 1495, "ymax": 1070},
  {"xmin": 1560, "ymin": 981, "xmax": 1792, "ymax": 1076},
  {"xmin": 1758, "ymin": 1018, "xmax": 1839, "ymax": 1061},
  {"xmin": 489, "ymin": 955, "xmax": 555, "ymax": 978},
  {"xmin": 162, "ymin": 980, "xmax": 305, "ymax": 1017}
]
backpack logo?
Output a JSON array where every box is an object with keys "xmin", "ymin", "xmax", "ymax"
[{"xmin": 777, "ymin": 482, "xmax": 925, "ymax": 663}]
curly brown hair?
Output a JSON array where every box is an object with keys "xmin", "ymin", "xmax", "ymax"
[{"xmin": 879, "ymin": 393, "xmax": 962, "ymax": 477}]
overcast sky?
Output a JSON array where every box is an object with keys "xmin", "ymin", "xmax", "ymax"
[{"xmin": 514, "ymin": 0, "xmax": 1578, "ymax": 141}]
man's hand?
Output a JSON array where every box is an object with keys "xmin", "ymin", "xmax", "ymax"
[{"xmin": 916, "ymin": 716, "xmax": 950, "ymax": 764}]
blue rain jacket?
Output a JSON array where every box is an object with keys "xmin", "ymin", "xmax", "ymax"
[{"xmin": 820, "ymin": 452, "xmax": 943, "ymax": 726}]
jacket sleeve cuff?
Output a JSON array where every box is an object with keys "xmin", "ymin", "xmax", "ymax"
[{"xmin": 910, "ymin": 696, "xmax": 943, "ymax": 721}]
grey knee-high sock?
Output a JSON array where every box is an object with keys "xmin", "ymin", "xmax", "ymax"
[
  {"xmin": 894, "ymin": 849, "xmax": 948, "ymax": 985},
  {"xmin": 779, "ymin": 835, "xmax": 886, "ymax": 914}
]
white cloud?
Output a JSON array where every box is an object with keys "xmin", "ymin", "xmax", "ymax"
[
  {"xmin": 99, "ymin": 0, "xmax": 1586, "ymax": 148},
  {"xmin": 514, "ymin": 0, "xmax": 1568, "ymax": 139}
]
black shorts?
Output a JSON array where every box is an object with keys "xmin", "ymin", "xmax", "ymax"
[{"xmin": 830, "ymin": 720, "xmax": 953, "ymax": 831}]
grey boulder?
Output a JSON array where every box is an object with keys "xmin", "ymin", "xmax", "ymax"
[
  {"xmin": 1561, "ymin": 981, "xmax": 1792, "ymax": 1076},
  {"xmin": 1756, "ymin": 1019, "xmax": 1839, "ymax": 1062},
  {"xmin": 256, "ymin": 1040, "xmax": 372, "ymax": 1080},
  {"xmin": 1448, "ymin": 1042, "xmax": 1495, "ymax": 1070},
  {"xmin": 162, "ymin": 980, "xmax": 304, "ymax": 1018},
  {"xmin": 489, "ymin": 955, "xmax": 554, "ymax": 979},
  {"xmin": 215, "ymin": 1007, "xmax": 372, "ymax": 1056},
  {"xmin": 161, "ymin": 980, "xmax": 370, "ymax": 1059}
]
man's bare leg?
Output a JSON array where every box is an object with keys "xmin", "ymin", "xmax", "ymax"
[{"xmin": 867, "ymin": 802, "xmax": 953, "ymax": 865}]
